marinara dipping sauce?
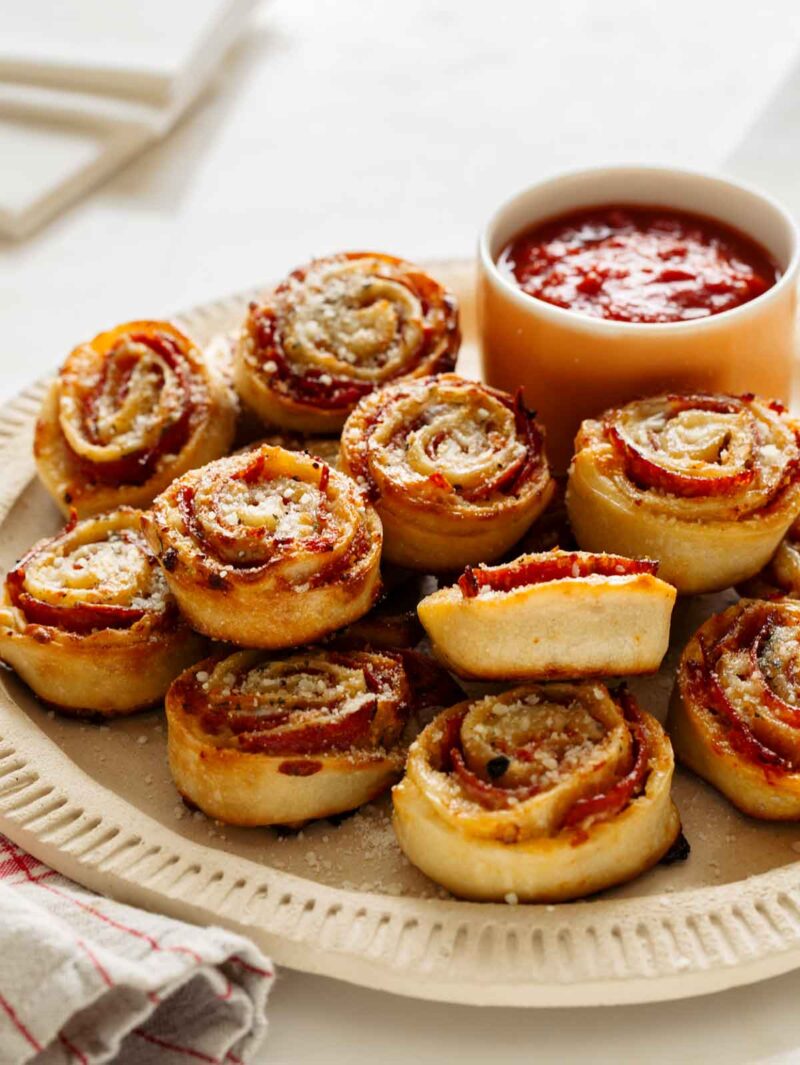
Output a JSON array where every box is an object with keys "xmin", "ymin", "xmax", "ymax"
[{"xmin": 498, "ymin": 205, "xmax": 780, "ymax": 324}]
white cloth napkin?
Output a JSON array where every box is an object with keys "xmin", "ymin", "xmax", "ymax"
[
  {"xmin": 0, "ymin": 835, "xmax": 274, "ymax": 1065},
  {"xmin": 0, "ymin": 0, "xmax": 258, "ymax": 239},
  {"xmin": 0, "ymin": 0, "xmax": 256, "ymax": 106}
]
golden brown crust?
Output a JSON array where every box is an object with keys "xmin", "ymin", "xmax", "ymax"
[
  {"xmin": 738, "ymin": 516, "xmax": 800, "ymax": 600},
  {"xmin": 668, "ymin": 599, "xmax": 800, "ymax": 819},
  {"xmin": 567, "ymin": 393, "xmax": 800, "ymax": 594},
  {"xmin": 392, "ymin": 683, "xmax": 679, "ymax": 901},
  {"xmin": 34, "ymin": 320, "xmax": 237, "ymax": 518},
  {"xmin": 0, "ymin": 508, "xmax": 206, "ymax": 716},
  {"xmin": 234, "ymin": 252, "xmax": 460, "ymax": 433},
  {"xmin": 141, "ymin": 444, "xmax": 383, "ymax": 647},
  {"xmin": 166, "ymin": 648, "xmax": 421, "ymax": 825},
  {"xmin": 340, "ymin": 373, "xmax": 555, "ymax": 571},
  {"xmin": 418, "ymin": 551, "xmax": 676, "ymax": 679}
]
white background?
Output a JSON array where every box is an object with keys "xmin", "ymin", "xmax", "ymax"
[{"xmin": 3, "ymin": 1, "xmax": 800, "ymax": 1061}]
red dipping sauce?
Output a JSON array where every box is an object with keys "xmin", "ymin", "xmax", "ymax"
[{"xmin": 498, "ymin": 205, "xmax": 780, "ymax": 324}]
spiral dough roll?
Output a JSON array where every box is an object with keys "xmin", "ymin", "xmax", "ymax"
[
  {"xmin": 669, "ymin": 599, "xmax": 800, "ymax": 819},
  {"xmin": 567, "ymin": 393, "xmax": 800, "ymax": 594},
  {"xmin": 0, "ymin": 508, "xmax": 206, "ymax": 716},
  {"xmin": 166, "ymin": 647, "xmax": 456, "ymax": 825},
  {"xmin": 141, "ymin": 445, "xmax": 383, "ymax": 647},
  {"xmin": 234, "ymin": 252, "xmax": 460, "ymax": 433},
  {"xmin": 393, "ymin": 682, "xmax": 679, "ymax": 901},
  {"xmin": 340, "ymin": 374, "xmax": 554, "ymax": 570},
  {"xmin": 418, "ymin": 550, "xmax": 675, "ymax": 680}
]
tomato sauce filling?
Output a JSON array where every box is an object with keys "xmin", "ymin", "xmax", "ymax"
[
  {"xmin": 499, "ymin": 205, "xmax": 779, "ymax": 324},
  {"xmin": 186, "ymin": 648, "xmax": 459, "ymax": 757},
  {"xmin": 688, "ymin": 603, "xmax": 800, "ymax": 772},
  {"xmin": 6, "ymin": 517, "xmax": 172, "ymax": 634},
  {"xmin": 440, "ymin": 689, "xmax": 649, "ymax": 828},
  {"xmin": 249, "ymin": 256, "xmax": 459, "ymax": 410},
  {"xmin": 71, "ymin": 331, "xmax": 197, "ymax": 486},
  {"xmin": 458, "ymin": 552, "xmax": 656, "ymax": 598}
]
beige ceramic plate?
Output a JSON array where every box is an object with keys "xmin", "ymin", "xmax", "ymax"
[{"xmin": 3, "ymin": 263, "xmax": 800, "ymax": 1007}]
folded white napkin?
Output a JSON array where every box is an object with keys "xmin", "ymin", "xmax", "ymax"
[
  {"xmin": 0, "ymin": 835, "xmax": 273, "ymax": 1065},
  {"xmin": 0, "ymin": 116, "xmax": 147, "ymax": 241},
  {"xmin": 0, "ymin": 0, "xmax": 258, "ymax": 239},
  {"xmin": 0, "ymin": 0, "xmax": 256, "ymax": 106}
]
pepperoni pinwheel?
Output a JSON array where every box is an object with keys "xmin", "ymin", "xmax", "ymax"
[
  {"xmin": 141, "ymin": 445, "xmax": 382, "ymax": 648},
  {"xmin": 567, "ymin": 393, "xmax": 800, "ymax": 594},
  {"xmin": 0, "ymin": 508, "xmax": 206, "ymax": 716},
  {"xmin": 35, "ymin": 320, "xmax": 237, "ymax": 518},
  {"xmin": 234, "ymin": 252, "xmax": 460, "ymax": 434},
  {"xmin": 418, "ymin": 549, "xmax": 675, "ymax": 679},
  {"xmin": 340, "ymin": 373, "xmax": 554, "ymax": 571},
  {"xmin": 669, "ymin": 599, "xmax": 800, "ymax": 819},
  {"xmin": 393, "ymin": 683, "xmax": 679, "ymax": 901},
  {"xmin": 166, "ymin": 646, "xmax": 460, "ymax": 826}
]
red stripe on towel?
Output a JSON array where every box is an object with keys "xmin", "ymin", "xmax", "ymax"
[{"xmin": 0, "ymin": 992, "xmax": 41, "ymax": 1053}]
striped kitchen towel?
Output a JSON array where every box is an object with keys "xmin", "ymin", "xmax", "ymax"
[{"xmin": 0, "ymin": 835, "xmax": 273, "ymax": 1064}]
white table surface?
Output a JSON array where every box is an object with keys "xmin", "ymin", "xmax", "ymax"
[{"xmin": 2, "ymin": 1, "xmax": 800, "ymax": 1061}]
